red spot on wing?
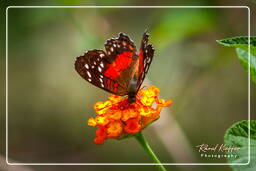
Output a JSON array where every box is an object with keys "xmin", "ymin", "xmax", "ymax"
[
  {"xmin": 104, "ymin": 51, "xmax": 133, "ymax": 79},
  {"xmin": 139, "ymin": 49, "xmax": 144, "ymax": 74}
]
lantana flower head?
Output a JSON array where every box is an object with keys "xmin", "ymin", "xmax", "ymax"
[{"xmin": 88, "ymin": 86, "xmax": 172, "ymax": 144}]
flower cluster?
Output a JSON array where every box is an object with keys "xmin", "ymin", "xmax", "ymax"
[{"xmin": 88, "ymin": 86, "xmax": 172, "ymax": 144}]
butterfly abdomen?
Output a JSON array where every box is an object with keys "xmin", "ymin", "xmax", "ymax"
[{"xmin": 127, "ymin": 75, "xmax": 138, "ymax": 104}]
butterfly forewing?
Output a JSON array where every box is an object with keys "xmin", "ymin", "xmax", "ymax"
[
  {"xmin": 104, "ymin": 33, "xmax": 137, "ymax": 62},
  {"xmin": 103, "ymin": 33, "xmax": 138, "ymax": 89},
  {"xmin": 75, "ymin": 50, "xmax": 127, "ymax": 95}
]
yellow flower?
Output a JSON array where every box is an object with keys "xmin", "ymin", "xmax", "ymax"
[
  {"xmin": 138, "ymin": 107, "xmax": 154, "ymax": 117},
  {"xmin": 109, "ymin": 111, "xmax": 122, "ymax": 120},
  {"xmin": 106, "ymin": 121, "xmax": 123, "ymax": 138},
  {"xmin": 121, "ymin": 109, "xmax": 138, "ymax": 121},
  {"xmin": 87, "ymin": 86, "xmax": 172, "ymax": 144},
  {"xmin": 88, "ymin": 117, "xmax": 97, "ymax": 127},
  {"xmin": 95, "ymin": 115, "xmax": 109, "ymax": 126}
]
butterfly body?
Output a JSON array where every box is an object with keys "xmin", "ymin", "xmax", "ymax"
[
  {"xmin": 127, "ymin": 75, "xmax": 138, "ymax": 103},
  {"xmin": 75, "ymin": 31, "xmax": 154, "ymax": 103}
]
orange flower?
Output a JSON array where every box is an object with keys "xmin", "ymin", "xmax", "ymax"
[
  {"xmin": 94, "ymin": 127, "xmax": 107, "ymax": 144},
  {"xmin": 106, "ymin": 121, "xmax": 123, "ymax": 138},
  {"xmin": 124, "ymin": 118, "xmax": 142, "ymax": 133},
  {"xmin": 87, "ymin": 86, "xmax": 172, "ymax": 144},
  {"xmin": 121, "ymin": 109, "xmax": 138, "ymax": 121}
]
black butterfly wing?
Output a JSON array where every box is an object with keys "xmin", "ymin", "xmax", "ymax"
[{"xmin": 75, "ymin": 50, "xmax": 127, "ymax": 96}]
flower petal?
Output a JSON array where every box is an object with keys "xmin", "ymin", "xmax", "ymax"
[{"xmin": 124, "ymin": 118, "xmax": 142, "ymax": 134}]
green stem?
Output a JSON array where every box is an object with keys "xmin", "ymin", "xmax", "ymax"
[{"xmin": 135, "ymin": 132, "xmax": 167, "ymax": 171}]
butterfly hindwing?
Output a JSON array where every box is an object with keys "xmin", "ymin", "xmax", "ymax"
[{"xmin": 75, "ymin": 50, "xmax": 127, "ymax": 95}]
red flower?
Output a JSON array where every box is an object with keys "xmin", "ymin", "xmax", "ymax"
[{"xmin": 124, "ymin": 118, "xmax": 142, "ymax": 134}]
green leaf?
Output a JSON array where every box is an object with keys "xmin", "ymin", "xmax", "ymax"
[
  {"xmin": 216, "ymin": 36, "xmax": 256, "ymax": 56},
  {"xmin": 236, "ymin": 48, "xmax": 256, "ymax": 83},
  {"xmin": 224, "ymin": 120, "xmax": 256, "ymax": 171},
  {"xmin": 217, "ymin": 36, "xmax": 256, "ymax": 83}
]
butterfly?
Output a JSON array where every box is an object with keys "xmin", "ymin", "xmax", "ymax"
[{"xmin": 74, "ymin": 30, "xmax": 154, "ymax": 103}]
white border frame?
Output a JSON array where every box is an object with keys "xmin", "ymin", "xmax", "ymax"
[{"xmin": 5, "ymin": 6, "xmax": 251, "ymax": 166}]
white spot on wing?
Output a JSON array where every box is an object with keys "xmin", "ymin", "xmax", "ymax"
[
  {"xmin": 98, "ymin": 66, "xmax": 102, "ymax": 72},
  {"xmin": 110, "ymin": 47, "xmax": 114, "ymax": 52},
  {"xmin": 93, "ymin": 61, "xmax": 96, "ymax": 65},
  {"xmin": 87, "ymin": 71, "xmax": 92, "ymax": 78},
  {"xmin": 88, "ymin": 78, "xmax": 92, "ymax": 82},
  {"xmin": 100, "ymin": 54, "xmax": 104, "ymax": 57},
  {"xmin": 85, "ymin": 64, "xmax": 89, "ymax": 69},
  {"xmin": 144, "ymin": 62, "xmax": 147, "ymax": 67},
  {"xmin": 101, "ymin": 83, "xmax": 104, "ymax": 87},
  {"xmin": 145, "ymin": 65, "xmax": 149, "ymax": 72},
  {"xmin": 100, "ymin": 78, "xmax": 103, "ymax": 83},
  {"xmin": 100, "ymin": 62, "xmax": 104, "ymax": 68}
]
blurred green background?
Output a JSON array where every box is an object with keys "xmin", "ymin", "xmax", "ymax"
[{"xmin": 1, "ymin": 0, "xmax": 256, "ymax": 171}]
